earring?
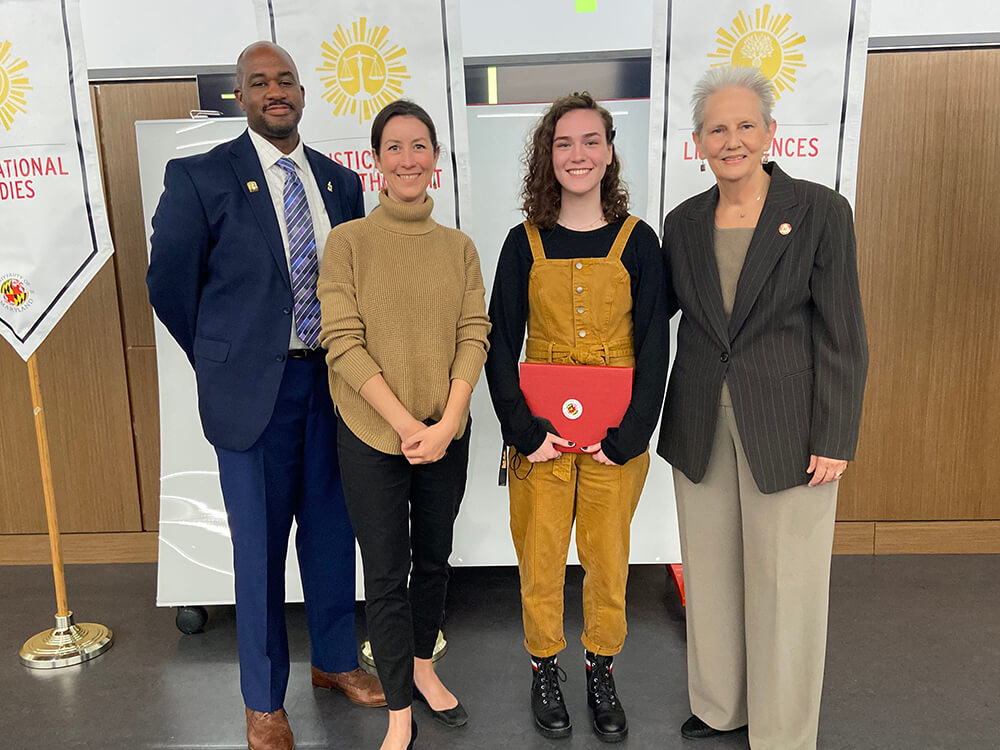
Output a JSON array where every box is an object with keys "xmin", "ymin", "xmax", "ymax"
[
  {"xmin": 699, "ymin": 159, "xmax": 706, "ymax": 173},
  {"xmin": 762, "ymin": 153, "xmax": 769, "ymax": 164}
]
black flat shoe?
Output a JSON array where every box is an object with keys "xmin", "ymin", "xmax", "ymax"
[
  {"xmin": 407, "ymin": 717, "xmax": 417, "ymax": 750},
  {"xmin": 680, "ymin": 714, "xmax": 746, "ymax": 740},
  {"xmin": 413, "ymin": 686, "xmax": 469, "ymax": 728}
]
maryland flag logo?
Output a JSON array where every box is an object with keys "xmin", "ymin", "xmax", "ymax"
[
  {"xmin": 0, "ymin": 40, "xmax": 32, "ymax": 131},
  {"xmin": 1, "ymin": 275, "xmax": 31, "ymax": 310},
  {"xmin": 562, "ymin": 398, "xmax": 584, "ymax": 420},
  {"xmin": 317, "ymin": 17, "xmax": 410, "ymax": 124},
  {"xmin": 708, "ymin": 5, "xmax": 806, "ymax": 99}
]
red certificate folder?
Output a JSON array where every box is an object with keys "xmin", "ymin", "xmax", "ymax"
[{"xmin": 519, "ymin": 362, "xmax": 633, "ymax": 453}]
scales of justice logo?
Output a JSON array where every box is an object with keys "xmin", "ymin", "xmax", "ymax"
[
  {"xmin": 316, "ymin": 17, "xmax": 410, "ymax": 124},
  {"xmin": 0, "ymin": 40, "xmax": 32, "ymax": 130},
  {"xmin": 708, "ymin": 4, "xmax": 806, "ymax": 98}
]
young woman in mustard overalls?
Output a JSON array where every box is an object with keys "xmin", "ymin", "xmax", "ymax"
[{"xmin": 484, "ymin": 92, "xmax": 668, "ymax": 742}]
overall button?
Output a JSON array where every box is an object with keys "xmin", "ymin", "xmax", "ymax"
[
  {"xmin": 276, "ymin": 353, "xmax": 286, "ymax": 362},
  {"xmin": 575, "ymin": 262, "xmax": 583, "ymax": 270},
  {"xmin": 576, "ymin": 286, "xmax": 584, "ymax": 294},
  {"xmin": 579, "ymin": 330, "xmax": 587, "ymax": 338},
  {"xmin": 577, "ymin": 306, "xmax": 585, "ymax": 314},
  {"xmin": 720, "ymin": 352, "xmax": 729, "ymax": 363}
]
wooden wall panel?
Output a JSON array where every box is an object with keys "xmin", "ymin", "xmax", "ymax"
[
  {"xmin": 839, "ymin": 49, "xmax": 1000, "ymax": 522},
  {"xmin": 35, "ymin": 264, "xmax": 142, "ymax": 531},
  {"xmin": 91, "ymin": 80, "xmax": 199, "ymax": 531},
  {"xmin": 0, "ymin": 349, "xmax": 47, "ymax": 532},
  {"xmin": 0, "ymin": 264, "xmax": 141, "ymax": 533},
  {"xmin": 127, "ymin": 347, "xmax": 161, "ymax": 530},
  {"xmin": 833, "ymin": 522, "xmax": 876, "ymax": 555},
  {"xmin": 91, "ymin": 81, "xmax": 200, "ymax": 349},
  {"xmin": 0, "ymin": 532, "xmax": 158, "ymax": 565},
  {"xmin": 874, "ymin": 521, "xmax": 1000, "ymax": 554}
]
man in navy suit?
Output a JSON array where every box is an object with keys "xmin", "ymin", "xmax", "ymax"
[{"xmin": 147, "ymin": 41, "xmax": 384, "ymax": 750}]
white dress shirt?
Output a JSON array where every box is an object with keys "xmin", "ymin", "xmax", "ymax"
[{"xmin": 247, "ymin": 128, "xmax": 332, "ymax": 350}]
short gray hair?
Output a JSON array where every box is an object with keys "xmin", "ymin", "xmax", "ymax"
[{"xmin": 691, "ymin": 66, "xmax": 775, "ymax": 137}]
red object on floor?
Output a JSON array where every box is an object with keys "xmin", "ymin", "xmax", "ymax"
[{"xmin": 667, "ymin": 563, "xmax": 685, "ymax": 607}]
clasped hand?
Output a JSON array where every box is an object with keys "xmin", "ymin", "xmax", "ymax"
[
  {"xmin": 400, "ymin": 419, "xmax": 455, "ymax": 465},
  {"xmin": 526, "ymin": 433, "xmax": 619, "ymax": 466}
]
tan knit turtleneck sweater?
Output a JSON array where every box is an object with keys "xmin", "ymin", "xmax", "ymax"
[{"xmin": 318, "ymin": 191, "xmax": 491, "ymax": 454}]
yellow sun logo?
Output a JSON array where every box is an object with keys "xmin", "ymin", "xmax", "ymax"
[
  {"xmin": 708, "ymin": 4, "xmax": 806, "ymax": 99},
  {"xmin": 316, "ymin": 18, "xmax": 410, "ymax": 124},
  {"xmin": 0, "ymin": 40, "xmax": 32, "ymax": 131}
]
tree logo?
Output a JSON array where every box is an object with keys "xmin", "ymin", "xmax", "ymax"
[
  {"xmin": 708, "ymin": 5, "xmax": 806, "ymax": 99},
  {"xmin": 316, "ymin": 18, "xmax": 410, "ymax": 124}
]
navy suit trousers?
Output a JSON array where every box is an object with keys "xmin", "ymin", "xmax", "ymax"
[{"xmin": 216, "ymin": 355, "xmax": 357, "ymax": 712}]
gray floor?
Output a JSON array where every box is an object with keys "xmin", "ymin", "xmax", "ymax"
[{"xmin": 1, "ymin": 556, "xmax": 998, "ymax": 749}]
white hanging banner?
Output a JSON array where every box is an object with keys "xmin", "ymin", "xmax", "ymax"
[
  {"xmin": 648, "ymin": 0, "xmax": 871, "ymax": 223},
  {"xmin": 254, "ymin": 0, "xmax": 470, "ymax": 227},
  {"xmin": 0, "ymin": 0, "xmax": 114, "ymax": 360}
]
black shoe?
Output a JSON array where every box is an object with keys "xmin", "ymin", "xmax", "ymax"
[
  {"xmin": 413, "ymin": 686, "xmax": 468, "ymax": 727},
  {"xmin": 585, "ymin": 651, "xmax": 628, "ymax": 743},
  {"xmin": 680, "ymin": 714, "xmax": 746, "ymax": 740},
  {"xmin": 530, "ymin": 655, "xmax": 572, "ymax": 739},
  {"xmin": 407, "ymin": 717, "xmax": 417, "ymax": 750}
]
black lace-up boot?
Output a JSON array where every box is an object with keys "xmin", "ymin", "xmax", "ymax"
[
  {"xmin": 530, "ymin": 655, "xmax": 572, "ymax": 738},
  {"xmin": 586, "ymin": 651, "xmax": 628, "ymax": 742}
]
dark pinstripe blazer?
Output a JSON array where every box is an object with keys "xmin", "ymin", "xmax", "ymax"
[{"xmin": 657, "ymin": 163, "xmax": 868, "ymax": 494}]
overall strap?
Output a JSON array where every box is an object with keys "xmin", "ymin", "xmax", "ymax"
[
  {"xmin": 608, "ymin": 215, "xmax": 640, "ymax": 262},
  {"xmin": 523, "ymin": 221, "xmax": 547, "ymax": 263}
]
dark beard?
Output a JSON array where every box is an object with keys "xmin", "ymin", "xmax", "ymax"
[{"xmin": 262, "ymin": 119, "xmax": 297, "ymax": 139}]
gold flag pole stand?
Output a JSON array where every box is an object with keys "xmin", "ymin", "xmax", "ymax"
[
  {"xmin": 19, "ymin": 353, "xmax": 113, "ymax": 669},
  {"xmin": 361, "ymin": 631, "xmax": 448, "ymax": 674}
]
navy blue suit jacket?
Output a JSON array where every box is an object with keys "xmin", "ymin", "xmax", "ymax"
[{"xmin": 147, "ymin": 130, "xmax": 364, "ymax": 452}]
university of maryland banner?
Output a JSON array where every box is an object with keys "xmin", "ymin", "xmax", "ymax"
[
  {"xmin": 648, "ymin": 0, "xmax": 871, "ymax": 222},
  {"xmin": 0, "ymin": 0, "xmax": 114, "ymax": 360},
  {"xmin": 254, "ymin": 0, "xmax": 469, "ymax": 227}
]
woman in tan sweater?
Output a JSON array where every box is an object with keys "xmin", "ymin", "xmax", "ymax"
[{"xmin": 318, "ymin": 100, "xmax": 490, "ymax": 750}]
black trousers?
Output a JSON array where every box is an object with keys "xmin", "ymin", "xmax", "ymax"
[{"xmin": 337, "ymin": 419, "xmax": 471, "ymax": 710}]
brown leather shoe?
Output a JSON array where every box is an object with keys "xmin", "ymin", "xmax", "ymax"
[
  {"xmin": 311, "ymin": 666, "xmax": 387, "ymax": 707},
  {"xmin": 245, "ymin": 706, "xmax": 294, "ymax": 750}
]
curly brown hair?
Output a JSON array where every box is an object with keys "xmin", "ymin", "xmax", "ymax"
[{"xmin": 521, "ymin": 92, "xmax": 630, "ymax": 229}]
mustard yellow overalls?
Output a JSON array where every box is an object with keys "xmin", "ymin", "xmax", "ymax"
[{"xmin": 509, "ymin": 216, "xmax": 651, "ymax": 658}]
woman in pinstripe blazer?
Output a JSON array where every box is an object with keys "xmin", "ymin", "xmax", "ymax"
[{"xmin": 658, "ymin": 67, "xmax": 868, "ymax": 750}]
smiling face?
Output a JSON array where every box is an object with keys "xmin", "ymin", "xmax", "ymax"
[
  {"xmin": 373, "ymin": 114, "xmax": 440, "ymax": 204},
  {"xmin": 234, "ymin": 44, "xmax": 305, "ymax": 150},
  {"xmin": 692, "ymin": 86, "xmax": 776, "ymax": 184},
  {"xmin": 551, "ymin": 108, "xmax": 614, "ymax": 201}
]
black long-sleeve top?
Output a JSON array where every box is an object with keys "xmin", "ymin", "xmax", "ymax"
[{"xmin": 484, "ymin": 217, "xmax": 669, "ymax": 465}]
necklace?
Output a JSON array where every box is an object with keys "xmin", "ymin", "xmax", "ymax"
[
  {"xmin": 558, "ymin": 215, "xmax": 606, "ymax": 231},
  {"xmin": 738, "ymin": 194, "xmax": 762, "ymax": 219}
]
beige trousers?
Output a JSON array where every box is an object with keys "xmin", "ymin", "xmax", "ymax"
[{"xmin": 673, "ymin": 405, "xmax": 838, "ymax": 750}]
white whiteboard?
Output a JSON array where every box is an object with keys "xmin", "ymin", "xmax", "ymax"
[{"xmin": 137, "ymin": 113, "xmax": 680, "ymax": 609}]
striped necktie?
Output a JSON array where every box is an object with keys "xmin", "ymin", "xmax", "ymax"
[{"xmin": 277, "ymin": 157, "xmax": 321, "ymax": 348}]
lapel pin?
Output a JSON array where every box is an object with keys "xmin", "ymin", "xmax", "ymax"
[
  {"xmin": 247, "ymin": 181, "xmax": 259, "ymax": 193},
  {"xmin": 327, "ymin": 181, "xmax": 333, "ymax": 192},
  {"xmin": 779, "ymin": 222, "xmax": 791, "ymax": 235}
]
